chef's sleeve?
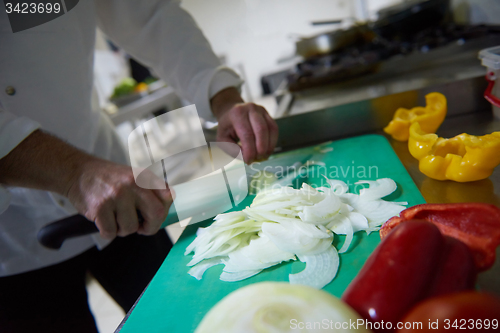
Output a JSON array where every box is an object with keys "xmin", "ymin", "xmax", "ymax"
[
  {"xmin": 95, "ymin": 0, "xmax": 243, "ymax": 121},
  {"xmin": 0, "ymin": 108, "xmax": 41, "ymax": 213}
]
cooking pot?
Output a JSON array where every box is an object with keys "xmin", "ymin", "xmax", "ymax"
[{"xmin": 295, "ymin": 24, "xmax": 374, "ymax": 59}]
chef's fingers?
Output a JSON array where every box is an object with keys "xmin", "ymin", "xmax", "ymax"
[
  {"xmin": 249, "ymin": 106, "xmax": 270, "ymax": 160},
  {"xmin": 263, "ymin": 111, "xmax": 279, "ymax": 156},
  {"xmin": 231, "ymin": 107, "xmax": 257, "ymax": 163},
  {"xmin": 145, "ymin": 171, "xmax": 174, "ymax": 205},
  {"xmin": 115, "ymin": 191, "xmax": 140, "ymax": 237},
  {"xmin": 93, "ymin": 201, "xmax": 118, "ymax": 240},
  {"xmin": 152, "ymin": 188, "xmax": 173, "ymax": 218},
  {"xmin": 135, "ymin": 189, "xmax": 167, "ymax": 236},
  {"xmin": 152, "ymin": 183, "xmax": 174, "ymax": 206}
]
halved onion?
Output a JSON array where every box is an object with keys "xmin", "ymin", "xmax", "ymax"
[{"xmin": 195, "ymin": 282, "xmax": 372, "ymax": 333}]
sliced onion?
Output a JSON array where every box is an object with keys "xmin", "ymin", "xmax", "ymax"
[
  {"xmin": 196, "ymin": 227, "xmax": 207, "ymax": 237},
  {"xmin": 220, "ymin": 270, "xmax": 262, "ymax": 282},
  {"xmin": 252, "ymin": 186, "xmax": 324, "ymax": 206},
  {"xmin": 325, "ymin": 178, "xmax": 349, "ymax": 195},
  {"xmin": 356, "ymin": 178, "xmax": 397, "ymax": 200},
  {"xmin": 274, "ymin": 208, "xmax": 298, "ymax": 216},
  {"xmin": 245, "ymin": 209, "xmax": 331, "ymax": 239},
  {"xmin": 289, "ymin": 246, "xmax": 339, "ymax": 289},
  {"xmin": 222, "ymin": 235, "xmax": 295, "ymax": 273},
  {"xmin": 338, "ymin": 219, "xmax": 353, "ymax": 254},
  {"xmin": 328, "ymin": 214, "xmax": 350, "ymax": 234},
  {"xmin": 298, "ymin": 193, "xmax": 341, "ymax": 225},
  {"xmin": 327, "ymin": 214, "xmax": 354, "ymax": 253},
  {"xmin": 319, "ymin": 147, "xmax": 334, "ymax": 153},
  {"xmin": 188, "ymin": 231, "xmax": 254, "ymax": 266},
  {"xmin": 248, "ymin": 199, "xmax": 302, "ymax": 212},
  {"xmin": 186, "ymin": 175, "xmax": 407, "ymax": 289},
  {"xmin": 347, "ymin": 212, "xmax": 369, "ymax": 233},
  {"xmin": 208, "ymin": 219, "xmax": 262, "ymax": 234},
  {"xmin": 351, "ymin": 199, "xmax": 406, "ymax": 227},
  {"xmin": 188, "ymin": 257, "xmax": 225, "ymax": 280},
  {"xmin": 261, "ymin": 222, "xmax": 333, "ymax": 256},
  {"xmin": 213, "ymin": 211, "xmax": 247, "ymax": 226}
]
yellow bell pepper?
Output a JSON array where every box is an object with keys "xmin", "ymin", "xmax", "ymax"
[
  {"xmin": 409, "ymin": 122, "xmax": 500, "ymax": 182},
  {"xmin": 384, "ymin": 92, "xmax": 447, "ymax": 141}
]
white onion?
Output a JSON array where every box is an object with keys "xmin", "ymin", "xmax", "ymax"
[
  {"xmin": 188, "ymin": 257, "xmax": 225, "ymax": 280},
  {"xmin": 220, "ymin": 270, "xmax": 262, "ymax": 282},
  {"xmin": 298, "ymin": 193, "xmax": 341, "ymax": 225},
  {"xmin": 337, "ymin": 220, "xmax": 353, "ymax": 254},
  {"xmin": 195, "ymin": 282, "xmax": 372, "ymax": 333},
  {"xmin": 357, "ymin": 178, "xmax": 397, "ymax": 200},
  {"xmin": 325, "ymin": 178, "xmax": 349, "ymax": 195},
  {"xmin": 222, "ymin": 235, "xmax": 295, "ymax": 273},
  {"xmin": 261, "ymin": 222, "xmax": 333, "ymax": 256},
  {"xmin": 289, "ymin": 246, "xmax": 339, "ymax": 290},
  {"xmin": 347, "ymin": 212, "xmax": 369, "ymax": 233}
]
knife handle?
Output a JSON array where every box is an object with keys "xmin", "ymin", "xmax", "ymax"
[
  {"xmin": 38, "ymin": 211, "xmax": 144, "ymax": 250},
  {"xmin": 37, "ymin": 215, "xmax": 99, "ymax": 250}
]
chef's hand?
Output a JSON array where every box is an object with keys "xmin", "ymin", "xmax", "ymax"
[
  {"xmin": 0, "ymin": 130, "xmax": 172, "ymax": 240},
  {"xmin": 211, "ymin": 87, "xmax": 279, "ymax": 164},
  {"xmin": 66, "ymin": 158, "xmax": 172, "ymax": 240}
]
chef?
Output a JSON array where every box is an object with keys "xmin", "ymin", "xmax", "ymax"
[{"xmin": 0, "ymin": 1, "xmax": 278, "ymax": 332}]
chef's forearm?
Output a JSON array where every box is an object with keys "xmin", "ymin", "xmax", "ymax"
[
  {"xmin": 210, "ymin": 87, "xmax": 245, "ymax": 119},
  {"xmin": 0, "ymin": 130, "xmax": 95, "ymax": 196}
]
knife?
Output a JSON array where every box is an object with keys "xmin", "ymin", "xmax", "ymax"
[
  {"xmin": 37, "ymin": 208, "xmax": 175, "ymax": 250},
  {"xmin": 37, "ymin": 153, "xmax": 312, "ymax": 250}
]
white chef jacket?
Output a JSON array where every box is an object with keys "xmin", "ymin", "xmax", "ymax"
[{"xmin": 0, "ymin": 0, "xmax": 243, "ymax": 277}]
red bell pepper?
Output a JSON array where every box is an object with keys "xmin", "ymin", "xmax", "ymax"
[
  {"xmin": 426, "ymin": 236, "xmax": 477, "ymax": 298},
  {"xmin": 342, "ymin": 220, "xmax": 477, "ymax": 332},
  {"xmin": 343, "ymin": 220, "xmax": 442, "ymax": 330},
  {"xmin": 381, "ymin": 203, "xmax": 500, "ymax": 271}
]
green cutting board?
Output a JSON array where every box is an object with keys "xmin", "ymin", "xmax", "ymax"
[{"xmin": 119, "ymin": 134, "xmax": 425, "ymax": 333}]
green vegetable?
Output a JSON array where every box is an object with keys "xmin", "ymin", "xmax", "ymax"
[
  {"xmin": 111, "ymin": 78, "xmax": 137, "ymax": 98},
  {"xmin": 143, "ymin": 76, "xmax": 158, "ymax": 85}
]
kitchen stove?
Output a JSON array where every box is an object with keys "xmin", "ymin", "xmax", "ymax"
[{"xmin": 287, "ymin": 24, "xmax": 500, "ymax": 92}]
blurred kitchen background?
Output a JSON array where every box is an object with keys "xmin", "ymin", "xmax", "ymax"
[
  {"xmin": 94, "ymin": 0, "xmax": 500, "ymax": 117},
  {"xmin": 89, "ymin": 0, "xmax": 500, "ymax": 331}
]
